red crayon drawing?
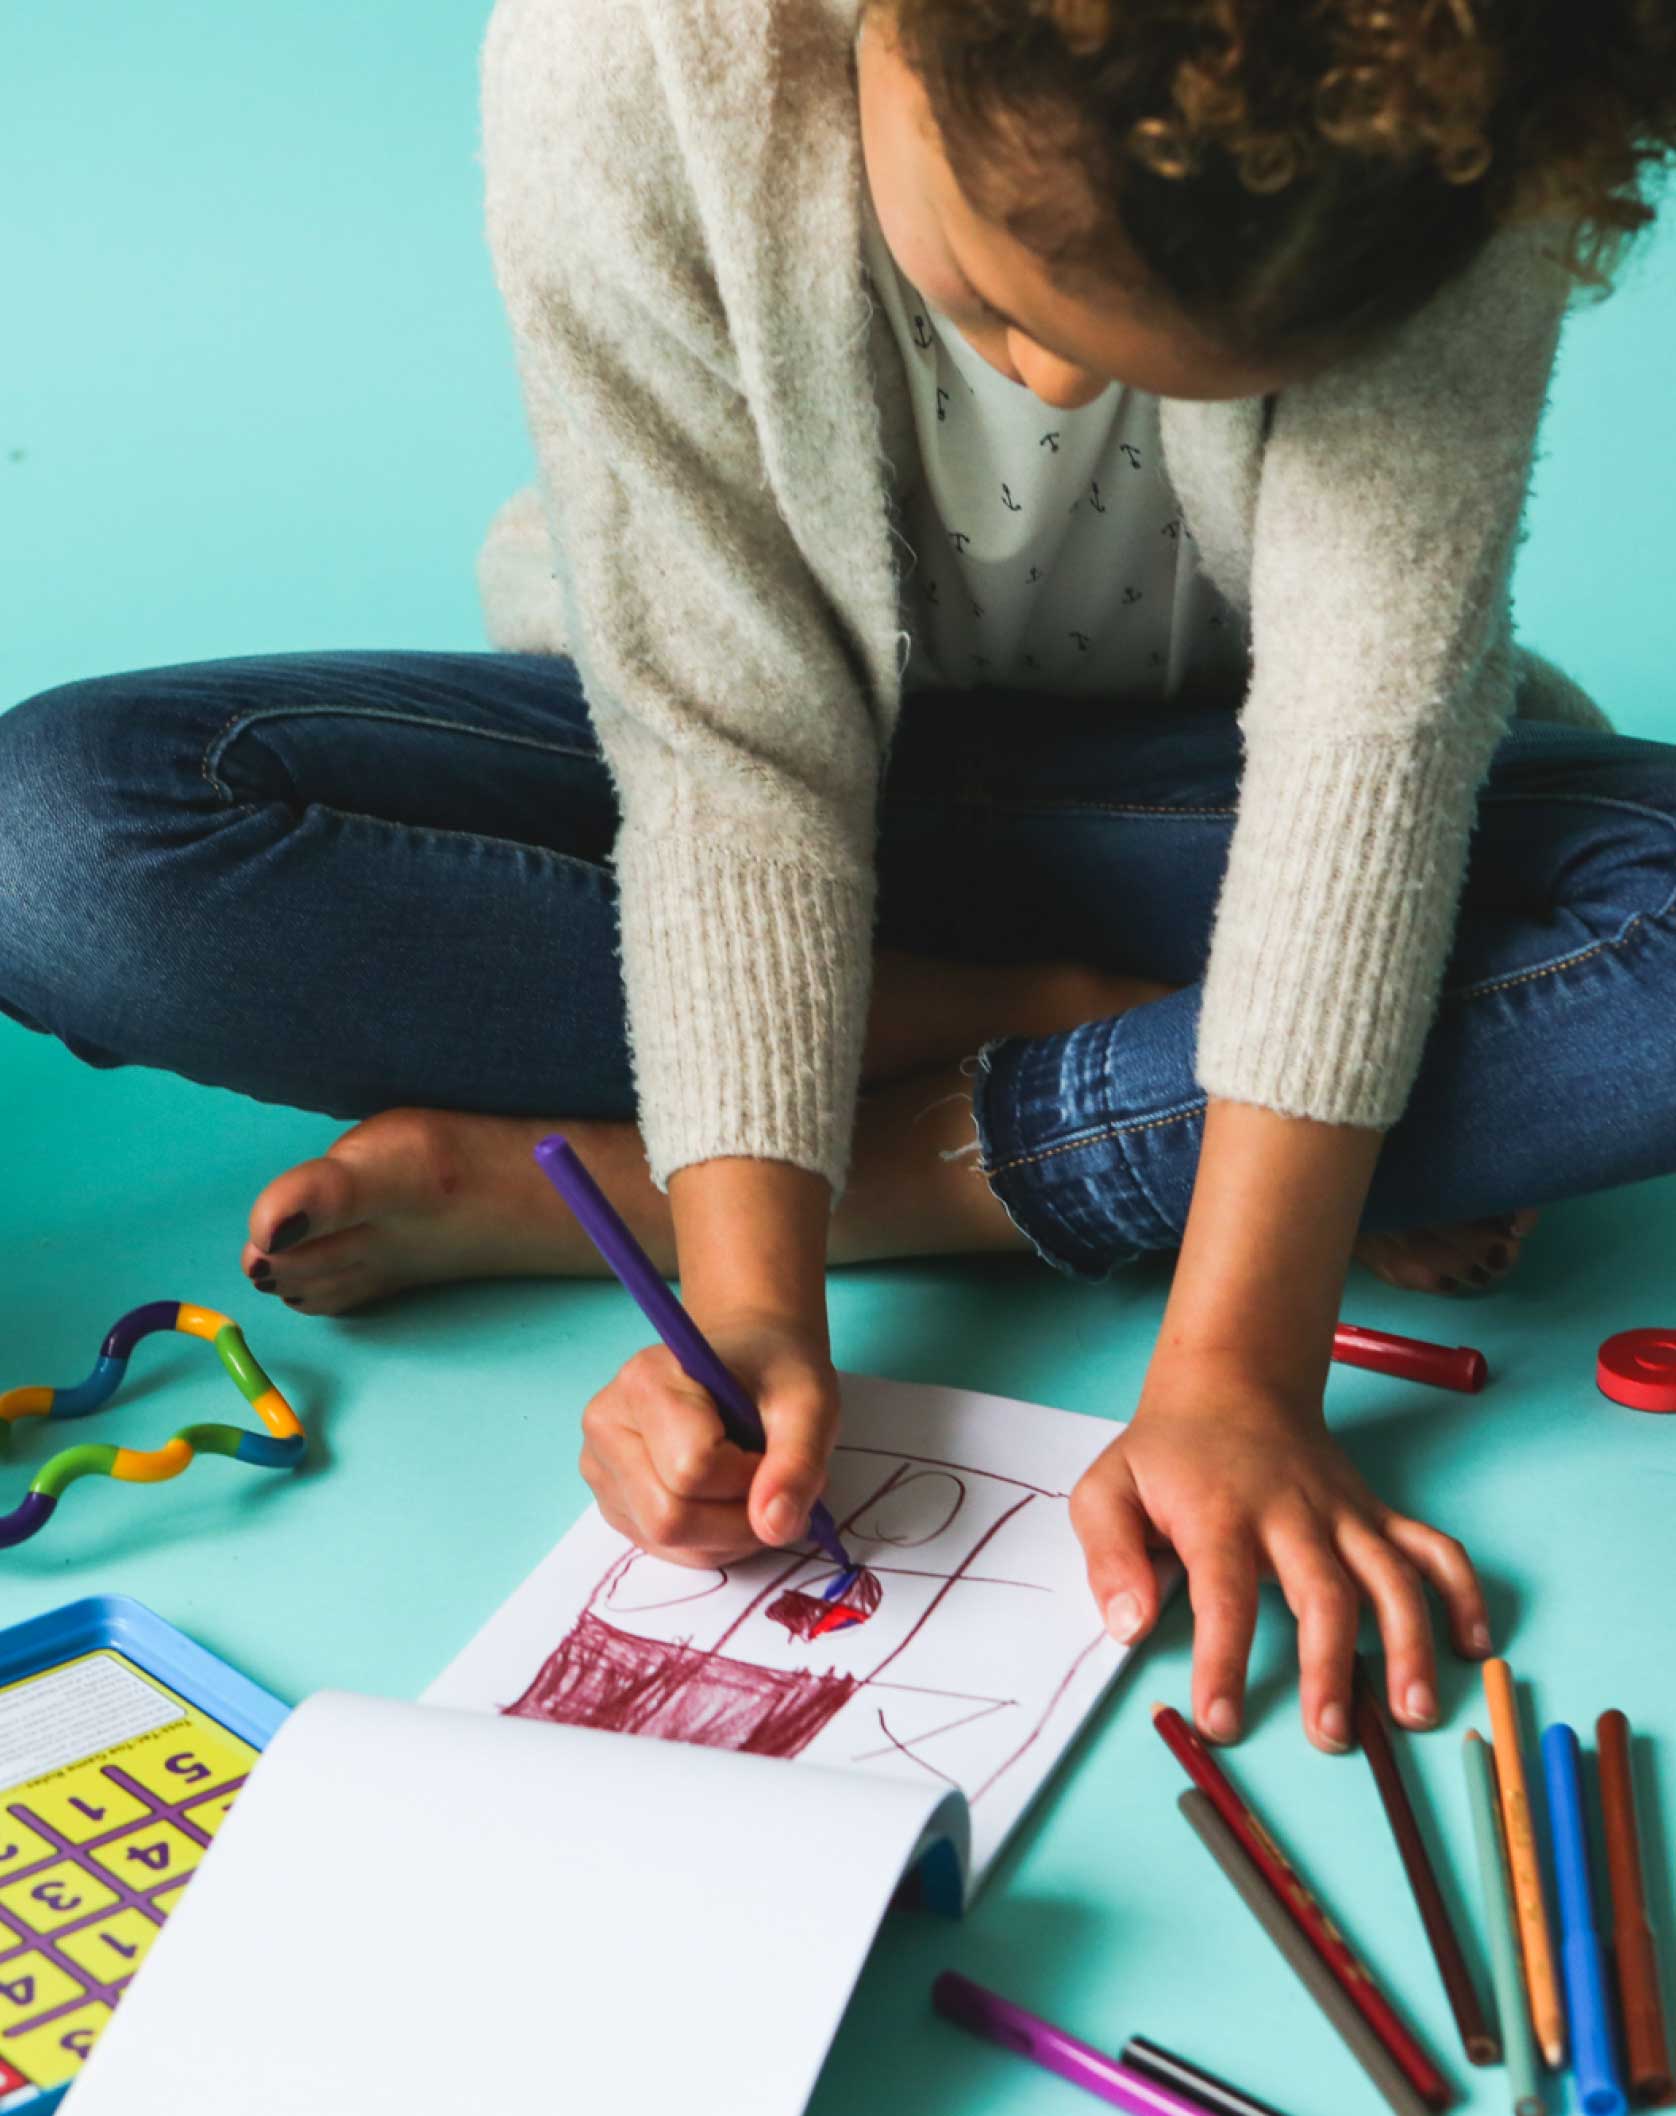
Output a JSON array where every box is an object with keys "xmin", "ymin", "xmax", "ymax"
[{"xmin": 501, "ymin": 1442, "xmax": 1106, "ymax": 1806}]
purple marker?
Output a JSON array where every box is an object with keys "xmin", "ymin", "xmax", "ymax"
[
  {"xmin": 534, "ymin": 1135, "xmax": 853, "ymax": 1575},
  {"xmin": 933, "ymin": 1974, "xmax": 1210, "ymax": 2116}
]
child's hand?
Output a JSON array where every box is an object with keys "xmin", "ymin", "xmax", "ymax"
[
  {"xmin": 579, "ymin": 1319, "xmax": 841, "ymax": 1568},
  {"xmin": 1069, "ymin": 1351, "xmax": 1492, "ymax": 1753}
]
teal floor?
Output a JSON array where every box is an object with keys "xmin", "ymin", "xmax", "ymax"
[{"xmin": 6, "ymin": 7, "xmax": 1676, "ymax": 2114}]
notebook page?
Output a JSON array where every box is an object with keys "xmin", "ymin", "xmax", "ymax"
[
  {"xmin": 428, "ymin": 1373, "xmax": 1157, "ymax": 1891},
  {"xmin": 72, "ymin": 1690, "xmax": 964, "ymax": 2116}
]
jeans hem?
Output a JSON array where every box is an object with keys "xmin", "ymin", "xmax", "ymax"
[{"xmin": 970, "ymin": 1031, "xmax": 1136, "ymax": 1282}]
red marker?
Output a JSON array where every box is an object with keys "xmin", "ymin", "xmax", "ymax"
[{"xmin": 1333, "ymin": 1323, "xmax": 1487, "ymax": 1395}]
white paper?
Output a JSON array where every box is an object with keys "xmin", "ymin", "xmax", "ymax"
[
  {"xmin": 427, "ymin": 1373, "xmax": 1143, "ymax": 1889},
  {"xmin": 73, "ymin": 1690, "xmax": 964, "ymax": 2116}
]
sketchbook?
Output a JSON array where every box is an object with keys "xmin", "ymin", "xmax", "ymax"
[
  {"xmin": 73, "ymin": 1377, "xmax": 1157, "ymax": 2116},
  {"xmin": 426, "ymin": 1371, "xmax": 1149, "ymax": 1890}
]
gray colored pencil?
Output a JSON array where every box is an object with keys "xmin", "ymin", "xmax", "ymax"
[{"xmin": 1178, "ymin": 1789, "xmax": 1436, "ymax": 2116}]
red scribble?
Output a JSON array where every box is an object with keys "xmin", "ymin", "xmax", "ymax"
[
  {"xmin": 504, "ymin": 1609, "xmax": 855, "ymax": 1759},
  {"xmin": 766, "ymin": 1568, "xmax": 883, "ymax": 1641}
]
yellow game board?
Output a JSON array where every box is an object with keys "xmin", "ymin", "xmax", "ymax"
[{"xmin": 0, "ymin": 1650, "xmax": 257, "ymax": 2100}]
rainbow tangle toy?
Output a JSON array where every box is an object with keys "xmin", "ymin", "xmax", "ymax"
[{"xmin": 0, "ymin": 1302, "xmax": 305, "ymax": 1547}]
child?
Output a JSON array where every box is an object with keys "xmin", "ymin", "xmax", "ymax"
[{"xmin": 3, "ymin": 0, "xmax": 1674, "ymax": 1755}]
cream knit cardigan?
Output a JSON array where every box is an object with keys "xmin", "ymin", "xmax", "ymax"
[{"xmin": 474, "ymin": 0, "xmax": 1608, "ymax": 1197}]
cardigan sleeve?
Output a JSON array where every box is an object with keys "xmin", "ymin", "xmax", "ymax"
[
  {"xmin": 479, "ymin": 0, "xmax": 887, "ymax": 1196},
  {"xmin": 1193, "ymin": 221, "xmax": 1571, "ymax": 1127}
]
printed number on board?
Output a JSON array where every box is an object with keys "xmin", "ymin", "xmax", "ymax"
[{"xmin": 164, "ymin": 1752, "xmax": 213, "ymax": 1786}]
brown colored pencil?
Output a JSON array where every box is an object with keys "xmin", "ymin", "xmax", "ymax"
[
  {"xmin": 1597, "ymin": 1708, "xmax": 1675, "ymax": 2105},
  {"xmin": 1353, "ymin": 1658, "xmax": 1499, "ymax": 2065},
  {"xmin": 1482, "ymin": 1658, "xmax": 1565, "ymax": 2068},
  {"xmin": 1178, "ymin": 1788, "xmax": 1437, "ymax": 2116}
]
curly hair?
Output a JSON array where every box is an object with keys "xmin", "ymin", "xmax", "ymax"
[{"xmin": 868, "ymin": 0, "xmax": 1676, "ymax": 358}]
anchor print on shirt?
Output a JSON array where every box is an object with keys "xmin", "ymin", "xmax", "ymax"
[
  {"xmin": 1039, "ymin": 432, "xmax": 1061, "ymax": 454},
  {"xmin": 1000, "ymin": 483, "xmax": 1021, "ymax": 512},
  {"xmin": 912, "ymin": 313, "xmax": 933, "ymax": 350},
  {"xmin": 1118, "ymin": 442, "xmax": 1142, "ymax": 468},
  {"xmin": 1088, "ymin": 481, "xmax": 1107, "ymax": 514},
  {"xmin": 936, "ymin": 386, "xmax": 951, "ymax": 422}
]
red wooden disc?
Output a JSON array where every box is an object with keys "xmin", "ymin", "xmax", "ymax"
[{"xmin": 1597, "ymin": 1329, "xmax": 1676, "ymax": 1413}]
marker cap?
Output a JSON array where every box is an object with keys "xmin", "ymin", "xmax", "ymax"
[{"xmin": 1597, "ymin": 1330, "xmax": 1676, "ymax": 1414}]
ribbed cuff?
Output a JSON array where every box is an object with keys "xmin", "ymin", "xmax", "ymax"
[
  {"xmin": 614, "ymin": 828, "xmax": 875, "ymax": 1197},
  {"xmin": 1195, "ymin": 723, "xmax": 1495, "ymax": 1127}
]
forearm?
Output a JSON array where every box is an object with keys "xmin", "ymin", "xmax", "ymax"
[
  {"xmin": 1155, "ymin": 1098, "xmax": 1384, "ymax": 1402},
  {"xmin": 668, "ymin": 1156, "xmax": 832, "ymax": 1340}
]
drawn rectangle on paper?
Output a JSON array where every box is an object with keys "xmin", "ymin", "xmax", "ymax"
[{"xmin": 426, "ymin": 1373, "xmax": 1149, "ymax": 1890}]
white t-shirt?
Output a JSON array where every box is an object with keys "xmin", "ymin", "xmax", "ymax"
[{"xmin": 860, "ymin": 179, "xmax": 1247, "ymax": 699}]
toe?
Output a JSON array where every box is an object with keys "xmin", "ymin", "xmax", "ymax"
[
  {"xmin": 1355, "ymin": 1233, "xmax": 1443, "ymax": 1294},
  {"xmin": 249, "ymin": 1153, "xmax": 364, "ymax": 1258}
]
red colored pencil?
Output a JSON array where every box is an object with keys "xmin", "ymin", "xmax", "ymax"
[{"xmin": 1153, "ymin": 1704, "xmax": 1452, "ymax": 2111}]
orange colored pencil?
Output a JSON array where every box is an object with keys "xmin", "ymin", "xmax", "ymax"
[{"xmin": 1482, "ymin": 1659, "xmax": 1565, "ymax": 2067}]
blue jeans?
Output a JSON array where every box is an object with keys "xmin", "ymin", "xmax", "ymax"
[{"xmin": 0, "ymin": 649, "xmax": 1672, "ymax": 1279}]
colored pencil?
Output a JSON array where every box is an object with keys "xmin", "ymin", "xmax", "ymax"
[
  {"xmin": 1541, "ymin": 1723, "xmax": 1627, "ymax": 2116},
  {"xmin": 1353, "ymin": 1657, "xmax": 1499, "ymax": 2064},
  {"xmin": 1597, "ymin": 1709, "xmax": 1675, "ymax": 2107},
  {"xmin": 1177, "ymin": 1789, "xmax": 1437, "ymax": 2116},
  {"xmin": 1462, "ymin": 1733, "xmax": 1544, "ymax": 2116},
  {"xmin": 1152, "ymin": 1704, "xmax": 1451, "ymax": 2110},
  {"xmin": 1121, "ymin": 2034, "xmax": 1296, "ymax": 2116},
  {"xmin": 1481, "ymin": 1660, "xmax": 1565, "ymax": 2067}
]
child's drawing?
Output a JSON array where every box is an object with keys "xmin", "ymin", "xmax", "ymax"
[
  {"xmin": 426, "ymin": 1375, "xmax": 1149, "ymax": 1885},
  {"xmin": 503, "ymin": 1444, "xmax": 1102, "ymax": 1803}
]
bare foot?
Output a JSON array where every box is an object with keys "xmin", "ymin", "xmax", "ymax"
[
  {"xmin": 1353, "ymin": 1210, "xmax": 1540, "ymax": 1296},
  {"xmin": 243, "ymin": 1071, "xmax": 1021, "ymax": 1314},
  {"xmin": 243, "ymin": 953, "xmax": 1168, "ymax": 1315}
]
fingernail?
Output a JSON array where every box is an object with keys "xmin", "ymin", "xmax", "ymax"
[
  {"xmin": 283, "ymin": 1296, "xmax": 305, "ymax": 1310},
  {"xmin": 247, "ymin": 1257, "xmax": 272, "ymax": 1282},
  {"xmin": 762, "ymin": 1495, "xmax": 803, "ymax": 1545},
  {"xmin": 1436, "ymin": 1274, "xmax": 1460, "ymax": 1294},
  {"xmin": 1404, "ymin": 1681, "xmax": 1438, "ymax": 1726},
  {"xmin": 254, "ymin": 1280, "xmax": 279, "ymax": 1295},
  {"xmin": 1105, "ymin": 1591, "xmax": 1144, "ymax": 1643},
  {"xmin": 1469, "ymin": 1621, "xmax": 1492, "ymax": 1655},
  {"xmin": 1204, "ymin": 1698, "xmax": 1239, "ymax": 1743},
  {"xmin": 1469, "ymin": 1264, "xmax": 1492, "ymax": 1288},
  {"xmin": 1488, "ymin": 1244, "xmax": 1511, "ymax": 1271},
  {"xmin": 269, "ymin": 1211, "xmax": 310, "ymax": 1254},
  {"xmin": 1495, "ymin": 1214, "xmax": 1520, "ymax": 1236},
  {"xmin": 1319, "ymin": 1701, "xmax": 1351, "ymax": 1750}
]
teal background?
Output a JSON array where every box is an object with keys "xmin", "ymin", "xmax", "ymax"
[{"xmin": 3, "ymin": 5, "xmax": 1674, "ymax": 2113}]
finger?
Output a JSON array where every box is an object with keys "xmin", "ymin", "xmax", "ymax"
[
  {"xmin": 1335, "ymin": 1519, "xmax": 1438, "ymax": 1729},
  {"xmin": 749, "ymin": 1372, "xmax": 841, "ymax": 1548},
  {"xmin": 1382, "ymin": 1513, "xmax": 1492, "ymax": 1659},
  {"xmin": 609, "ymin": 1427, "xmax": 761, "ymax": 1567},
  {"xmin": 1179, "ymin": 1530, "xmax": 1259, "ymax": 1744},
  {"xmin": 1068, "ymin": 1451, "xmax": 1162, "ymax": 1644},
  {"xmin": 1270, "ymin": 1517, "xmax": 1361, "ymax": 1752},
  {"xmin": 637, "ymin": 1388, "xmax": 758, "ymax": 1505}
]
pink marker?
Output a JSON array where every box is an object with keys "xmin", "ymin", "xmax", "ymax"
[{"xmin": 932, "ymin": 1973, "xmax": 1213, "ymax": 2116}]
